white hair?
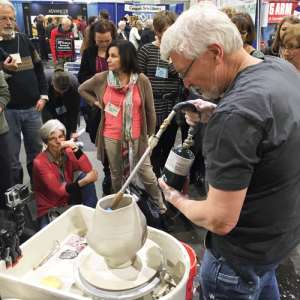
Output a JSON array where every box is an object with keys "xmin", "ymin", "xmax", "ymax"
[
  {"xmin": 62, "ymin": 17, "xmax": 71, "ymax": 25},
  {"xmin": 160, "ymin": 1, "xmax": 243, "ymax": 61},
  {"xmin": 40, "ymin": 120, "xmax": 66, "ymax": 143},
  {"xmin": 144, "ymin": 20, "xmax": 154, "ymax": 30},
  {"xmin": 0, "ymin": 0, "xmax": 16, "ymax": 16},
  {"xmin": 118, "ymin": 20, "xmax": 126, "ymax": 28}
]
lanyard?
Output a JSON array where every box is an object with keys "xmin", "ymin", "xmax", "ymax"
[
  {"xmin": 0, "ymin": 33, "xmax": 19, "ymax": 56},
  {"xmin": 108, "ymin": 88, "xmax": 125, "ymax": 108}
]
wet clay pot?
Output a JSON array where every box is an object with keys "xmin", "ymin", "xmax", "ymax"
[{"xmin": 87, "ymin": 194, "xmax": 147, "ymax": 268}]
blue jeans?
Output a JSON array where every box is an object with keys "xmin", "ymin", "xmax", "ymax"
[
  {"xmin": 38, "ymin": 173, "xmax": 98, "ymax": 229},
  {"xmin": 200, "ymin": 236, "xmax": 282, "ymax": 300},
  {"xmin": 5, "ymin": 107, "xmax": 43, "ymax": 185},
  {"xmin": 68, "ymin": 172, "xmax": 98, "ymax": 208}
]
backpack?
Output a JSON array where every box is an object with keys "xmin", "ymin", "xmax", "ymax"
[{"xmin": 126, "ymin": 183, "xmax": 161, "ymax": 230}]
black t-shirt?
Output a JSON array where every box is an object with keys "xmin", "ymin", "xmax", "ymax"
[{"xmin": 203, "ymin": 56, "xmax": 300, "ymax": 265}]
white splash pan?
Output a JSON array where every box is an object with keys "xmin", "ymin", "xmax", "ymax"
[{"xmin": 0, "ymin": 205, "xmax": 190, "ymax": 300}]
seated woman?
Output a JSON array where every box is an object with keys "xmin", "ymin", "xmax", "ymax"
[
  {"xmin": 78, "ymin": 40, "xmax": 174, "ymax": 232},
  {"xmin": 43, "ymin": 68, "xmax": 81, "ymax": 140},
  {"xmin": 282, "ymin": 24, "xmax": 300, "ymax": 73},
  {"xmin": 33, "ymin": 120, "xmax": 98, "ymax": 229},
  {"xmin": 231, "ymin": 13, "xmax": 264, "ymax": 58}
]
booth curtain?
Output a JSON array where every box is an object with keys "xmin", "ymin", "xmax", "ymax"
[
  {"xmin": 12, "ymin": 1, "xmax": 29, "ymax": 33},
  {"xmin": 98, "ymin": 3, "xmax": 116, "ymax": 25},
  {"xmin": 170, "ymin": 3, "xmax": 184, "ymax": 15},
  {"xmin": 87, "ymin": 3, "xmax": 98, "ymax": 20}
]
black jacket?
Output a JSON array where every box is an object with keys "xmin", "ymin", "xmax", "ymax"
[
  {"xmin": 138, "ymin": 29, "xmax": 156, "ymax": 52},
  {"xmin": 261, "ymin": 46, "xmax": 279, "ymax": 57},
  {"xmin": 36, "ymin": 20, "xmax": 45, "ymax": 36},
  {"xmin": 43, "ymin": 69, "xmax": 80, "ymax": 139},
  {"xmin": 78, "ymin": 46, "xmax": 98, "ymax": 84}
]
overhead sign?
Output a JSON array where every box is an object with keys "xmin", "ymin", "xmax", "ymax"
[
  {"xmin": 268, "ymin": 1, "xmax": 299, "ymax": 23},
  {"xmin": 124, "ymin": 5, "xmax": 166, "ymax": 12}
]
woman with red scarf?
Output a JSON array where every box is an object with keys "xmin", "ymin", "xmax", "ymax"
[{"xmin": 78, "ymin": 40, "xmax": 174, "ymax": 232}]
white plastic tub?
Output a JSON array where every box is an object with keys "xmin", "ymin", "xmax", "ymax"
[{"xmin": 0, "ymin": 205, "xmax": 190, "ymax": 300}]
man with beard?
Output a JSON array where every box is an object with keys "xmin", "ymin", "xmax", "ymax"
[
  {"xmin": 158, "ymin": 2, "xmax": 300, "ymax": 299},
  {"xmin": 0, "ymin": 0, "xmax": 48, "ymax": 186}
]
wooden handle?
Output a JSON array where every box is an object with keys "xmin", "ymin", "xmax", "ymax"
[
  {"xmin": 33, "ymin": 249, "xmax": 52, "ymax": 270},
  {"xmin": 108, "ymin": 191, "xmax": 124, "ymax": 210}
]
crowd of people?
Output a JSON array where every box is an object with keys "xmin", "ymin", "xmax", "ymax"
[{"xmin": 1, "ymin": 0, "xmax": 300, "ymax": 298}]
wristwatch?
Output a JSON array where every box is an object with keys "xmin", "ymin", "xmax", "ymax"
[{"xmin": 72, "ymin": 145, "xmax": 79, "ymax": 152}]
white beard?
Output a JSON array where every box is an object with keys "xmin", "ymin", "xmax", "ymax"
[
  {"xmin": 192, "ymin": 71, "xmax": 223, "ymax": 99},
  {"xmin": 1, "ymin": 27, "xmax": 13, "ymax": 36}
]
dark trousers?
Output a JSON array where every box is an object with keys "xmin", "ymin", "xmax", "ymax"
[
  {"xmin": 38, "ymin": 35, "xmax": 49, "ymax": 60},
  {"xmin": 0, "ymin": 132, "xmax": 13, "ymax": 209}
]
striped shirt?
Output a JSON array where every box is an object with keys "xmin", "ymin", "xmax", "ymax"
[{"xmin": 139, "ymin": 43, "xmax": 179, "ymax": 125}]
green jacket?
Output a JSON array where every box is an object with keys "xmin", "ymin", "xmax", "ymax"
[{"xmin": 0, "ymin": 72, "xmax": 11, "ymax": 135}]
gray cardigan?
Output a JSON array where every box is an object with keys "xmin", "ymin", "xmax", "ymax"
[
  {"xmin": 78, "ymin": 71, "xmax": 156, "ymax": 162},
  {"xmin": 0, "ymin": 72, "xmax": 10, "ymax": 135}
]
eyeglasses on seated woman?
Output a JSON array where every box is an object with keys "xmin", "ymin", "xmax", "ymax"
[{"xmin": 32, "ymin": 119, "xmax": 98, "ymax": 229}]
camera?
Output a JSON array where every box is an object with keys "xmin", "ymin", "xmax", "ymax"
[
  {"xmin": 5, "ymin": 184, "xmax": 29, "ymax": 208},
  {"xmin": 1, "ymin": 50, "xmax": 12, "ymax": 63}
]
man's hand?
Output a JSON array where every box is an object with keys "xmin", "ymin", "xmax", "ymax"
[
  {"xmin": 158, "ymin": 178, "xmax": 190, "ymax": 207},
  {"xmin": 0, "ymin": 107, "xmax": 2, "ymax": 114},
  {"xmin": 35, "ymin": 99, "xmax": 46, "ymax": 111},
  {"xmin": 85, "ymin": 170, "xmax": 98, "ymax": 183},
  {"xmin": 54, "ymin": 60, "xmax": 58, "ymax": 65},
  {"xmin": 3, "ymin": 57, "xmax": 18, "ymax": 72},
  {"xmin": 182, "ymin": 100, "xmax": 217, "ymax": 125},
  {"xmin": 70, "ymin": 132, "xmax": 79, "ymax": 141}
]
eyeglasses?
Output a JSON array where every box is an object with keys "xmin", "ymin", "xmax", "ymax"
[
  {"xmin": 281, "ymin": 44, "xmax": 300, "ymax": 52},
  {"xmin": 0, "ymin": 17, "xmax": 16, "ymax": 23},
  {"xmin": 48, "ymin": 134, "xmax": 65, "ymax": 142},
  {"xmin": 178, "ymin": 58, "xmax": 196, "ymax": 81}
]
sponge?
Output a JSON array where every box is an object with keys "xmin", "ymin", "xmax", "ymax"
[{"xmin": 40, "ymin": 276, "xmax": 62, "ymax": 290}]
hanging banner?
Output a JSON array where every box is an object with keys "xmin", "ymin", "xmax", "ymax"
[
  {"xmin": 22, "ymin": 3, "xmax": 87, "ymax": 38},
  {"xmin": 124, "ymin": 5, "xmax": 166, "ymax": 12},
  {"xmin": 117, "ymin": 3, "xmax": 169, "ymax": 25},
  {"xmin": 268, "ymin": 1, "xmax": 299, "ymax": 23}
]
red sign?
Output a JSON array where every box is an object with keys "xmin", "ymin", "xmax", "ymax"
[{"xmin": 268, "ymin": 1, "xmax": 299, "ymax": 23}]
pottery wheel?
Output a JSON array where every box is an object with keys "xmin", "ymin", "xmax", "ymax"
[{"xmin": 78, "ymin": 239, "xmax": 163, "ymax": 291}]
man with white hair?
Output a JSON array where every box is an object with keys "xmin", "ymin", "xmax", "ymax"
[
  {"xmin": 0, "ymin": 0, "xmax": 48, "ymax": 186},
  {"xmin": 50, "ymin": 17, "xmax": 75, "ymax": 68},
  {"xmin": 158, "ymin": 2, "xmax": 300, "ymax": 299}
]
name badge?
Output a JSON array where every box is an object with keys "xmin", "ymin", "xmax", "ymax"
[
  {"xmin": 55, "ymin": 105, "xmax": 67, "ymax": 115},
  {"xmin": 155, "ymin": 67, "xmax": 168, "ymax": 78},
  {"xmin": 104, "ymin": 102, "xmax": 120, "ymax": 117},
  {"xmin": 11, "ymin": 53, "xmax": 22, "ymax": 64}
]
